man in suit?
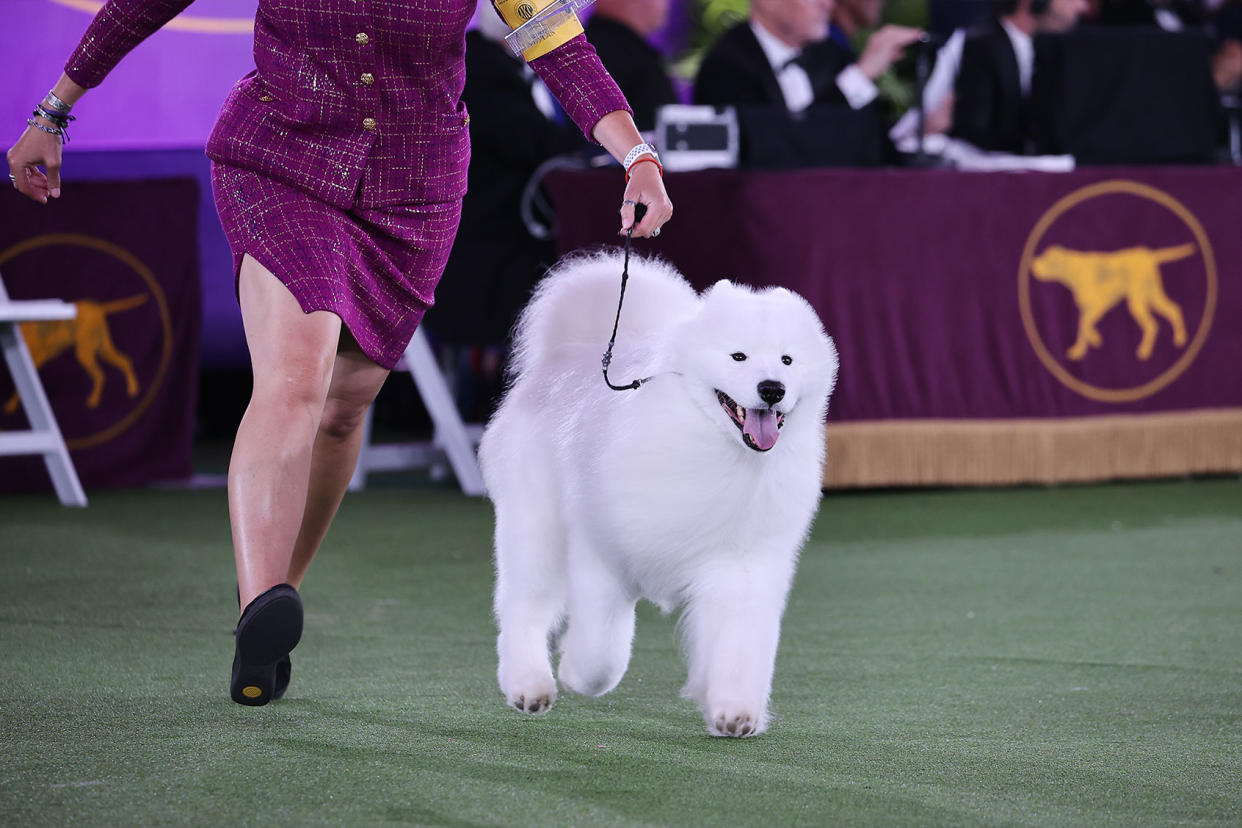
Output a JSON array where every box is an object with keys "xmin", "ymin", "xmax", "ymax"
[
  {"xmin": 586, "ymin": 0, "xmax": 678, "ymax": 132},
  {"xmin": 950, "ymin": 0, "xmax": 1088, "ymax": 153},
  {"xmin": 693, "ymin": 0, "xmax": 921, "ymax": 167}
]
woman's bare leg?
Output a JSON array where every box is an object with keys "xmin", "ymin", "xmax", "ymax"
[
  {"xmin": 286, "ymin": 332, "xmax": 390, "ymax": 589},
  {"xmin": 231, "ymin": 255, "xmax": 341, "ymax": 610}
]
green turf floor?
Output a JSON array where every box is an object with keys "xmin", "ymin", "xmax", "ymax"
[{"xmin": 2, "ymin": 478, "xmax": 1240, "ymax": 827}]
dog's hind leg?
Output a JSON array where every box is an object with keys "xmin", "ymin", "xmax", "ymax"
[
  {"xmin": 557, "ymin": 543, "xmax": 637, "ymax": 698},
  {"xmin": 494, "ymin": 515, "xmax": 566, "ymax": 714},
  {"xmin": 489, "ymin": 429, "xmax": 568, "ymax": 715}
]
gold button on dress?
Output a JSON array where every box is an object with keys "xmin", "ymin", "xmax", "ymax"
[
  {"xmin": 362, "ymin": 117, "xmax": 378, "ymax": 130},
  {"xmin": 355, "ymin": 32, "xmax": 370, "ymax": 45}
]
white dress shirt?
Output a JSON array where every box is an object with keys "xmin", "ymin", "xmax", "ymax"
[
  {"xmin": 1000, "ymin": 18, "xmax": 1034, "ymax": 96},
  {"xmin": 749, "ymin": 19, "xmax": 878, "ymax": 114}
]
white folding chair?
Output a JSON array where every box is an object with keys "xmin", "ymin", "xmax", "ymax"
[
  {"xmin": 0, "ymin": 273, "xmax": 87, "ymax": 506},
  {"xmin": 349, "ymin": 327, "xmax": 486, "ymax": 496}
]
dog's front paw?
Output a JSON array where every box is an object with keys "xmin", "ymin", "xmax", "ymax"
[
  {"xmin": 706, "ymin": 706, "xmax": 766, "ymax": 738},
  {"xmin": 501, "ymin": 675, "xmax": 558, "ymax": 715}
]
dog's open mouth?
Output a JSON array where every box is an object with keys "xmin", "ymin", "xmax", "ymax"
[{"xmin": 716, "ymin": 390, "xmax": 785, "ymax": 452}]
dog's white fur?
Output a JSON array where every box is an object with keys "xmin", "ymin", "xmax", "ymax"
[{"xmin": 479, "ymin": 253, "xmax": 838, "ymax": 737}]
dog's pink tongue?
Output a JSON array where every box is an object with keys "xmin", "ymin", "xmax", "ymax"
[{"xmin": 744, "ymin": 409, "xmax": 780, "ymax": 451}]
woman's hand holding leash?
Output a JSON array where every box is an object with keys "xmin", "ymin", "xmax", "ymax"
[
  {"xmin": 621, "ymin": 156, "xmax": 671, "ymax": 238},
  {"xmin": 591, "ymin": 110, "xmax": 673, "ymax": 239}
]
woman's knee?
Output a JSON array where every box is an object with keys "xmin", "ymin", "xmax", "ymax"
[
  {"xmin": 251, "ymin": 354, "xmax": 336, "ymax": 417},
  {"xmin": 317, "ymin": 350, "xmax": 389, "ymax": 441},
  {"xmin": 318, "ymin": 395, "xmax": 371, "ymax": 442}
]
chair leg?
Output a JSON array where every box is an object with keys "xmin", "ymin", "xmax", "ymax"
[
  {"xmin": 403, "ymin": 329, "xmax": 486, "ymax": 497},
  {"xmin": 0, "ymin": 321, "xmax": 87, "ymax": 506}
]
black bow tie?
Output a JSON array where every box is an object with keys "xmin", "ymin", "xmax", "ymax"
[{"xmin": 781, "ymin": 53, "xmax": 806, "ymax": 72}]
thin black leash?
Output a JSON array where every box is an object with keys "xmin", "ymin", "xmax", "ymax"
[{"xmin": 602, "ymin": 203, "xmax": 654, "ymax": 392}]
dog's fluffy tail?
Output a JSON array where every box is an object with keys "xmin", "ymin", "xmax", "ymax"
[{"xmin": 507, "ymin": 251, "xmax": 697, "ymax": 380}]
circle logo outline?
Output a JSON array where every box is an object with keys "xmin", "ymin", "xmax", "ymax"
[
  {"xmin": 1018, "ymin": 180, "xmax": 1217, "ymax": 404},
  {"xmin": 0, "ymin": 233, "xmax": 175, "ymax": 450}
]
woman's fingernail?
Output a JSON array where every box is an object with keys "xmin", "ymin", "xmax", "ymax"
[{"xmin": 50, "ymin": 188, "xmax": 61, "ymax": 198}]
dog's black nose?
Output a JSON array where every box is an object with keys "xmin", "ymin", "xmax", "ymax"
[{"xmin": 757, "ymin": 380, "xmax": 785, "ymax": 406}]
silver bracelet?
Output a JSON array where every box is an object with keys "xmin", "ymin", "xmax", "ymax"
[
  {"xmin": 44, "ymin": 90, "xmax": 73, "ymax": 114},
  {"xmin": 27, "ymin": 118, "xmax": 66, "ymax": 142},
  {"xmin": 623, "ymin": 142, "xmax": 659, "ymax": 173}
]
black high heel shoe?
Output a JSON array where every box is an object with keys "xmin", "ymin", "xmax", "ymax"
[{"xmin": 231, "ymin": 583, "xmax": 302, "ymax": 706}]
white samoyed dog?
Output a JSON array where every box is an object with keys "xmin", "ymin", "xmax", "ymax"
[{"xmin": 478, "ymin": 252, "xmax": 838, "ymax": 737}]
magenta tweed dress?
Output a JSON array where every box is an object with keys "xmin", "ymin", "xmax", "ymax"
[{"xmin": 65, "ymin": 0, "xmax": 630, "ymax": 368}]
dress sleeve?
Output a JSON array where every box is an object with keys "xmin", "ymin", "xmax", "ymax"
[
  {"xmin": 528, "ymin": 34, "xmax": 632, "ymax": 144},
  {"xmin": 64, "ymin": 0, "xmax": 197, "ymax": 89}
]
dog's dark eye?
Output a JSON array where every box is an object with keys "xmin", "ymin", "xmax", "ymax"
[
  {"xmin": 782, "ymin": 355, "xmax": 793, "ymax": 365},
  {"xmin": 731, "ymin": 352, "xmax": 747, "ymax": 362}
]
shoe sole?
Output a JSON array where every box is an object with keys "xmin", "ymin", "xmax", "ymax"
[{"xmin": 231, "ymin": 589, "xmax": 302, "ymax": 706}]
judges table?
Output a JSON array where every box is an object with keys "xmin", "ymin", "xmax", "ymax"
[{"xmin": 545, "ymin": 166, "xmax": 1242, "ymax": 488}]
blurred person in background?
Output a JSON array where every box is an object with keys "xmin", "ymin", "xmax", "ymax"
[
  {"xmin": 1212, "ymin": 0, "xmax": 1242, "ymax": 93},
  {"xmin": 586, "ymin": 0, "xmax": 679, "ymax": 131},
  {"xmin": 429, "ymin": 11, "xmax": 589, "ymax": 422},
  {"xmin": 696, "ymin": 0, "xmax": 921, "ymax": 115},
  {"xmin": 891, "ymin": 0, "xmax": 1088, "ymax": 153},
  {"xmin": 951, "ymin": 0, "xmax": 1089, "ymax": 153},
  {"xmin": 693, "ymin": 0, "xmax": 921, "ymax": 166}
]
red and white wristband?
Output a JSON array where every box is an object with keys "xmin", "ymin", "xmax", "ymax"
[{"xmin": 623, "ymin": 142, "xmax": 663, "ymax": 181}]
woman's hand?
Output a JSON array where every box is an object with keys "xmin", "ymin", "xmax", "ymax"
[
  {"xmin": 620, "ymin": 159, "xmax": 672, "ymax": 239},
  {"xmin": 7, "ymin": 118, "xmax": 64, "ymax": 205},
  {"xmin": 592, "ymin": 110, "xmax": 673, "ymax": 240}
]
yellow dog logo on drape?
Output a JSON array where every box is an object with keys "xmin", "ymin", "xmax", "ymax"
[
  {"xmin": 1019, "ymin": 180, "xmax": 1217, "ymax": 404},
  {"xmin": 1031, "ymin": 244, "xmax": 1192, "ymax": 361},
  {"xmin": 0, "ymin": 233, "xmax": 175, "ymax": 450},
  {"xmin": 4, "ymin": 294, "xmax": 149, "ymax": 414}
]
